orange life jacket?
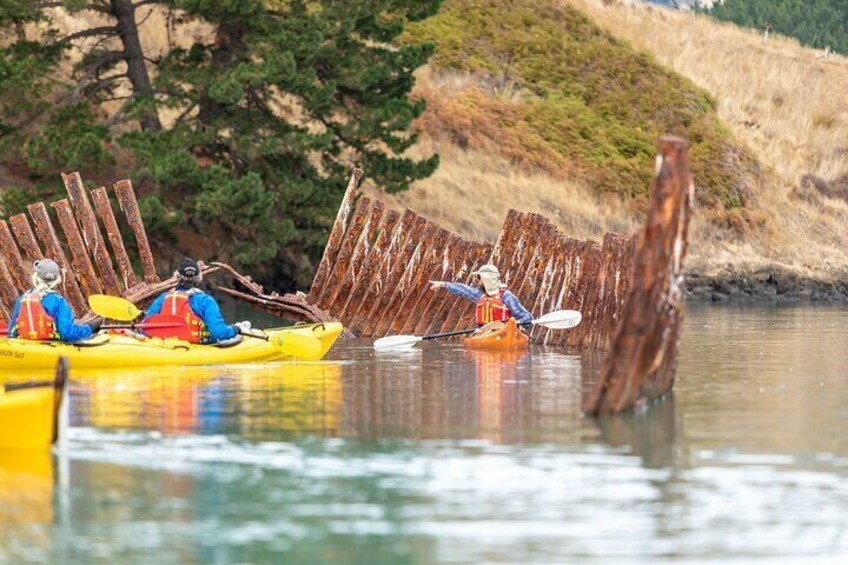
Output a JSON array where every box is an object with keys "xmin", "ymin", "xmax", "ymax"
[
  {"xmin": 475, "ymin": 290, "xmax": 512, "ymax": 326},
  {"xmin": 161, "ymin": 289, "xmax": 207, "ymax": 343},
  {"xmin": 16, "ymin": 291, "xmax": 57, "ymax": 340}
]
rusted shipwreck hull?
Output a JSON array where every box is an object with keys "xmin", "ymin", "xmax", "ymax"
[
  {"xmin": 0, "ymin": 137, "xmax": 692, "ymax": 415},
  {"xmin": 299, "ymin": 136, "xmax": 694, "ymax": 415}
]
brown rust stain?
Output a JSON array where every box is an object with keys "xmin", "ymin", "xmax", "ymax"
[
  {"xmin": 62, "ymin": 173, "xmax": 121, "ymax": 295},
  {"xmin": 91, "ymin": 187, "xmax": 138, "ymax": 290}
]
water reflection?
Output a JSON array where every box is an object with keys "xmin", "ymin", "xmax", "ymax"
[
  {"xmin": 0, "ymin": 451, "xmax": 53, "ymax": 562},
  {"xmin": 6, "ymin": 305, "xmax": 848, "ymax": 561},
  {"xmin": 338, "ymin": 343, "xmax": 594, "ymax": 442}
]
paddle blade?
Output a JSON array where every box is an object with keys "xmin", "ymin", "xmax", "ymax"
[
  {"xmin": 533, "ymin": 309, "xmax": 582, "ymax": 329},
  {"xmin": 373, "ymin": 335, "xmax": 423, "ymax": 351},
  {"xmin": 89, "ymin": 294, "xmax": 141, "ymax": 321}
]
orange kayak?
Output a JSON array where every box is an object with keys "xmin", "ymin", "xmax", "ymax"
[{"xmin": 464, "ymin": 318, "xmax": 529, "ymax": 352}]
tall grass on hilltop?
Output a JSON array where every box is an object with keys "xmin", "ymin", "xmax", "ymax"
[
  {"xmin": 403, "ymin": 0, "xmax": 762, "ymax": 225},
  {"xmin": 367, "ymin": 132, "xmax": 636, "ymax": 243},
  {"xmin": 566, "ymin": 0, "xmax": 848, "ymax": 277}
]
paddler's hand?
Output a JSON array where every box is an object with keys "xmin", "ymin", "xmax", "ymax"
[
  {"xmin": 429, "ymin": 280, "xmax": 446, "ymax": 290},
  {"xmin": 234, "ymin": 321, "xmax": 252, "ymax": 333}
]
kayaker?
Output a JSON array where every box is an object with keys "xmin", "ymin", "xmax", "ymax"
[
  {"xmin": 143, "ymin": 258, "xmax": 250, "ymax": 343},
  {"xmin": 9, "ymin": 259, "xmax": 101, "ymax": 342},
  {"xmin": 429, "ymin": 264, "xmax": 533, "ymax": 327}
]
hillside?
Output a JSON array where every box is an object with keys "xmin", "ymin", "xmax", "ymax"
[{"xmin": 371, "ymin": 0, "xmax": 848, "ymax": 298}]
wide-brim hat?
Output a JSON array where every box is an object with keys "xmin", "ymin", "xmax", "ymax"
[{"xmin": 471, "ymin": 264, "xmax": 500, "ymax": 278}]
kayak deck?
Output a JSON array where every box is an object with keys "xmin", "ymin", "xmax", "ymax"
[
  {"xmin": 464, "ymin": 319, "xmax": 530, "ymax": 352},
  {"xmin": 0, "ymin": 322, "xmax": 343, "ymax": 371}
]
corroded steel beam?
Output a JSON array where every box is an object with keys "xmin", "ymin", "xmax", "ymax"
[
  {"xmin": 62, "ymin": 172, "xmax": 121, "ymax": 295},
  {"xmin": 91, "ymin": 186, "xmax": 138, "ymax": 290},
  {"xmin": 583, "ymin": 136, "xmax": 693, "ymax": 416},
  {"xmin": 0, "ymin": 220, "xmax": 30, "ymax": 290},
  {"xmin": 27, "ymin": 202, "xmax": 87, "ymax": 314},
  {"xmin": 308, "ymin": 168, "xmax": 363, "ymax": 303},
  {"xmin": 338, "ymin": 208, "xmax": 399, "ymax": 321},
  {"xmin": 9, "ymin": 214, "xmax": 43, "ymax": 262},
  {"xmin": 332, "ymin": 200, "xmax": 385, "ymax": 318},
  {"xmin": 52, "ymin": 199, "xmax": 103, "ymax": 297},
  {"xmin": 0, "ymin": 258, "xmax": 19, "ymax": 314},
  {"xmin": 315, "ymin": 195, "xmax": 372, "ymax": 311},
  {"xmin": 348, "ymin": 209, "xmax": 418, "ymax": 335},
  {"xmin": 114, "ymin": 179, "xmax": 159, "ymax": 284}
]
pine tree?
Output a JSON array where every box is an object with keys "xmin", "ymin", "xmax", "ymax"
[{"xmin": 0, "ymin": 1, "xmax": 441, "ymax": 286}]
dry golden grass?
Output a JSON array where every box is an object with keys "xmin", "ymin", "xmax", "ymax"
[
  {"xmin": 363, "ymin": 67, "xmax": 637, "ymax": 243},
  {"xmin": 560, "ymin": 0, "xmax": 848, "ymax": 278},
  {"xmin": 366, "ymin": 135, "xmax": 636, "ymax": 243}
]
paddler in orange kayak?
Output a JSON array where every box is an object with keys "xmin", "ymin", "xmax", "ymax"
[{"xmin": 429, "ymin": 264, "xmax": 533, "ymax": 328}]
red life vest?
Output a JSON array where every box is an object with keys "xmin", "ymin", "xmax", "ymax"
[
  {"xmin": 475, "ymin": 290, "xmax": 512, "ymax": 326},
  {"xmin": 15, "ymin": 291, "xmax": 57, "ymax": 340},
  {"xmin": 161, "ymin": 289, "xmax": 207, "ymax": 343}
]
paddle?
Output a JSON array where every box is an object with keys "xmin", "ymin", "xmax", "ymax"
[
  {"xmin": 0, "ymin": 316, "xmax": 185, "ymax": 336},
  {"xmin": 88, "ymin": 294, "xmax": 142, "ymax": 322},
  {"xmin": 373, "ymin": 309, "xmax": 583, "ymax": 351},
  {"xmin": 88, "ymin": 294, "xmax": 322, "ymax": 357}
]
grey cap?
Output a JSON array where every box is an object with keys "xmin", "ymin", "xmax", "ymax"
[{"xmin": 33, "ymin": 259, "xmax": 61, "ymax": 283}]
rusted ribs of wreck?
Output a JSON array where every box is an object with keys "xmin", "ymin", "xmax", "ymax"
[
  {"xmin": 308, "ymin": 177, "xmax": 638, "ymax": 350},
  {"xmin": 311, "ymin": 136, "xmax": 693, "ymax": 414},
  {"xmin": 0, "ymin": 172, "xmax": 165, "ymax": 320},
  {"xmin": 0, "ymin": 172, "xmax": 330, "ymax": 324}
]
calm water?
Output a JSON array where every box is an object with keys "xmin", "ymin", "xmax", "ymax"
[{"xmin": 2, "ymin": 304, "xmax": 848, "ymax": 563}]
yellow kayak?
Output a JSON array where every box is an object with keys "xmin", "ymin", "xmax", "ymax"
[
  {"xmin": 0, "ymin": 359, "xmax": 65, "ymax": 452},
  {"xmin": 0, "ymin": 322, "xmax": 343, "ymax": 371}
]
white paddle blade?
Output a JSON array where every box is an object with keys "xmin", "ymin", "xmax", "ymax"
[
  {"xmin": 533, "ymin": 309, "xmax": 582, "ymax": 330},
  {"xmin": 373, "ymin": 335, "xmax": 424, "ymax": 351}
]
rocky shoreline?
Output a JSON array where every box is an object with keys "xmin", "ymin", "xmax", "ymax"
[{"xmin": 686, "ymin": 266, "xmax": 848, "ymax": 302}]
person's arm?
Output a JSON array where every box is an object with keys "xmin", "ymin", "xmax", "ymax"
[
  {"xmin": 142, "ymin": 293, "xmax": 166, "ymax": 322},
  {"xmin": 191, "ymin": 293, "xmax": 237, "ymax": 341},
  {"xmin": 43, "ymin": 294, "xmax": 93, "ymax": 342},
  {"xmin": 440, "ymin": 282, "xmax": 483, "ymax": 303},
  {"xmin": 8, "ymin": 295, "xmax": 23, "ymax": 338},
  {"xmin": 502, "ymin": 291, "xmax": 533, "ymax": 326}
]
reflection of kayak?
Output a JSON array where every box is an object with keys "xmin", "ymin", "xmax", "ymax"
[
  {"xmin": 464, "ymin": 318, "xmax": 529, "ymax": 352},
  {"xmin": 74, "ymin": 362, "xmax": 343, "ymax": 436},
  {"xmin": 0, "ymin": 359, "xmax": 65, "ymax": 451},
  {"xmin": 0, "ymin": 322, "xmax": 343, "ymax": 371},
  {"xmin": 0, "ymin": 450, "xmax": 54, "ymax": 530}
]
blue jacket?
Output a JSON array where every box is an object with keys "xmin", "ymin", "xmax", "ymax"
[
  {"xmin": 144, "ymin": 288, "xmax": 237, "ymax": 342},
  {"xmin": 9, "ymin": 291, "xmax": 93, "ymax": 342},
  {"xmin": 444, "ymin": 282, "xmax": 533, "ymax": 325}
]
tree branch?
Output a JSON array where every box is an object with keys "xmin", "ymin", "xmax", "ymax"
[
  {"xmin": 35, "ymin": 2, "xmax": 112, "ymax": 14},
  {"xmin": 52, "ymin": 25, "xmax": 119, "ymax": 47}
]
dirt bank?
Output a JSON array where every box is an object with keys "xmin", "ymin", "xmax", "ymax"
[{"xmin": 686, "ymin": 266, "xmax": 848, "ymax": 302}]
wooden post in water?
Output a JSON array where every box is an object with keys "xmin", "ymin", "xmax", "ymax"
[{"xmin": 583, "ymin": 136, "xmax": 694, "ymax": 416}]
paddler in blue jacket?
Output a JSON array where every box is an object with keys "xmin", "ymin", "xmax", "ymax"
[
  {"xmin": 430, "ymin": 264, "xmax": 533, "ymax": 327},
  {"xmin": 143, "ymin": 258, "xmax": 250, "ymax": 344},
  {"xmin": 9, "ymin": 259, "xmax": 101, "ymax": 342}
]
